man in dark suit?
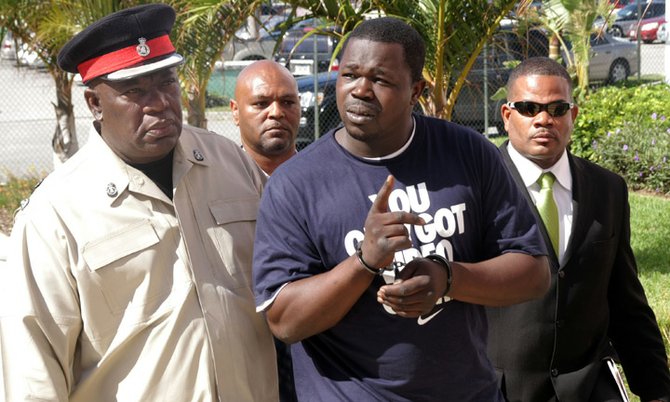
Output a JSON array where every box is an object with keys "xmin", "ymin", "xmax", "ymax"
[{"xmin": 487, "ymin": 57, "xmax": 670, "ymax": 402}]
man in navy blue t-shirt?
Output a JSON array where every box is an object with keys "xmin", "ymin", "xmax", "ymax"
[{"xmin": 253, "ymin": 17, "xmax": 550, "ymax": 401}]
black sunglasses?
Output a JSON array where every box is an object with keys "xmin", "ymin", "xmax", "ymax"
[{"xmin": 507, "ymin": 101, "xmax": 574, "ymax": 117}]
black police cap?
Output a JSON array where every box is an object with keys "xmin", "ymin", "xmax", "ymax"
[{"xmin": 57, "ymin": 3, "xmax": 182, "ymax": 83}]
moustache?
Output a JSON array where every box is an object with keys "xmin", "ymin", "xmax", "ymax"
[
  {"xmin": 531, "ymin": 130, "xmax": 557, "ymax": 139},
  {"xmin": 344, "ymin": 100, "xmax": 381, "ymax": 115},
  {"xmin": 262, "ymin": 122, "xmax": 290, "ymax": 134},
  {"xmin": 146, "ymin": 119, "xmax": 177, "ymax": 131}
]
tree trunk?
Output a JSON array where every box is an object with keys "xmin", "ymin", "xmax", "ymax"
[
  {"xmin": 52, "ymin": 73, "xmax": 78, "ymax": 167},
  {"xmin": 549, "ymin": 33, "xmax": 561, "ymax": 60},
  {"xmin": 186, "ymin": 82, "xmax": 208, "ymax": 129}
]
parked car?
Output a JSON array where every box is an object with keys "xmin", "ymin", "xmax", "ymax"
[
  {"xmin": 222, "ymin": 15, "xmax": 286, "ymax": 62},
  {"xmin": 609, "ymin": 0, "xmax": 633, "ymax": 10},
  {"xmin": 1, "ymin": 32, "xmax": 17, "ymax": 60},
  {"xmin": 606, "ymin": 1, "xmax": 665, "ymax": 38},
  {"xmin": 221, "ymin": 11, "xmax": 311, "ymax": 62},
  {"xmin": 275, "ymin": 21, "xmax": 341, "ymax": 77},
  {"xmin": 628, "ymin": 14, "xmax": 666, "ymax": 42},
  {"xmin": 450, "ymin": 27, "xmax": 549, "ymax": 134},
  {"xmin": 582, "ymin": 33, "xmax": 638, "ymax": 83},
  {"xmin": 16, "ymin": 43, "xmax": 45, "ymax": 69},
  {"xmin": 658, "ymin": 21, "xmax": 668, "ymax": 42},
  {"xmin": 452, "ymin": 29, "xmax": 637, "ymax": 131},
  {"xmin": 294, "ymin": 71, "xmax": 339, "ymax": 149}
]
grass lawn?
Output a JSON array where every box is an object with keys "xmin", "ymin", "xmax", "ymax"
[
  {"xmin": 621, "ymin": 192, "xmax": 669, "ymax": 401},
  {"xmin": 630, "ymin": 193, "xmax": 670, "ymax": 348},
  {"xmin": 630, "ymin": 193, "xmax": 670, "ymax": 350}
]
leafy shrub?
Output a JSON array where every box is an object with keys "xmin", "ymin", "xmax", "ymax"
[
  {"xmin": 571, "ymin": 82, "xmax": 670, "ymax": 160},
  {"xmin": 0, "ymin": 175, "xmax": 40, "ymax": 210},
  {"xmin": 591, "ymin": 112, "xmax": 670, "ymax": 195}
]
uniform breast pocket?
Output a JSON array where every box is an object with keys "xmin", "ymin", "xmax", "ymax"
[
  {"xmin": 82, "ymin": 219, "xmax": 180, "ymax": 314},
  {"xmin": 208, "ymin": 198, "xmax": 258, "ymax": 289}
]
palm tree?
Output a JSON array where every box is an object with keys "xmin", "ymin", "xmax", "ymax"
[
  {"xmin": 379, "ymin": 0, "xmax": 520, "ymax": 120},
  {"xmin": 540, "ymin": 0, "xmax": 613, "ymax": 99},
  {"xmin": 168, "ymin": 0, "xmax": 261, "ymax": 128},
  {"xmin": 288, "ymin": 0, "xmax": 520, "ymax": 120}
]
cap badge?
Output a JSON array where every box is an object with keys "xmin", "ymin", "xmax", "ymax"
[{"xmin": 136, "ymin": 37, "xmax": 150, "ymax": 57}]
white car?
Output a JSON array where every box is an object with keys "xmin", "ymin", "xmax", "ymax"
[
  {"xmin": 657, "ymin": 21, "xmax": 668, "ymax": 42},
  {"xmin": 16, "ymin": 43, "xmax": 45, "ymax": 69},
  {"xmin": 221, "ymin": 15, "xmax": 286, "ymax": 62},
  {"xmin": 1, "ymin": 32, "xmax": 17, "ymax": 60}
]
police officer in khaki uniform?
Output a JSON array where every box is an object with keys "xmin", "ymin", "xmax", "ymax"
[{"xmin": 0, "ymin": 4, "xmax": 278, "ymax": 401}]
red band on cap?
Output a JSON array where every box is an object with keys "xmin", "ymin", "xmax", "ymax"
[{"xmin": 78, "ymin": 35, "xmax": 175, "ymax": 82}]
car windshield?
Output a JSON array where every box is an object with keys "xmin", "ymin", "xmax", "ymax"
[
  {"xmin": 281, "ymin": 34, "xmax": 334, "ymax": 54},
  {"xmin": 617, "ymin": 4, "xmax": 639, "ymax": 19},
  {"xmin": 617, "ymin": 2, "xmax": 666, "ymax": 20}
]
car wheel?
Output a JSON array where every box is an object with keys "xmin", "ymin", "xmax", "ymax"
[
  {"xmin": 608, "ymin": 59, "xmax": 629, "ymax": 83},
  {"xmin": 243, "ymin": 55, "xmax": 265, "ymax": 61},
  {"xmin": 609, "ymin": 26, "xmax": 624, "ymax": 38},
  {"xmin": 643, "ymin": 39, "xmax": 654, "ymax": 44}
]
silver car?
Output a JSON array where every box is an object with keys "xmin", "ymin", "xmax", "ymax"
[
  {"xmin": 588, "ymin": 33, "xmax": 638, "ymax": 83},
  {"xmin": 563, "ymin": 32, "xmax": 638, "ymax": 83},
  {"xmin": 221, "ymin": 15, "xmax": 286, "ymax": 62}
]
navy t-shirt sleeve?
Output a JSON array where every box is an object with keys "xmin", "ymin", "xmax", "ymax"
[
  {"xmin": 253, "ymin": 171, "xmax": 320, "ymax": 308},
  {"xmin": 476, "ymin": 137, "xmax": 547, "ymax": 259}
]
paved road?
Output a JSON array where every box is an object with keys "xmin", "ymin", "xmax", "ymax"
[{"xmin": 0, "ymin": 42, "xmax": 667, "ymax": 182}]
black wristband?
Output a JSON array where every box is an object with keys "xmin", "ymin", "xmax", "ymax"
[
  {"xmin": 425, "ymin": 254, "xmax": 453, "ymax": 298},
  {"xmin": 355, "ymin": 242, "xmax": 385, "ymax": 276}
]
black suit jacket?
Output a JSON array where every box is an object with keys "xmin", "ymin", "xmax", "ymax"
[{"xmin": 487, "ymin": 142, "xmax": 670, "ymax": 401}]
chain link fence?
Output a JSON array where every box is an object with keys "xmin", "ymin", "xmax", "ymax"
[{"xmin": 0, "ymin": 32, "xmax": 667, "ymax": 182}]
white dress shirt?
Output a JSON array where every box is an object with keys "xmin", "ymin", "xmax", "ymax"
[{"xmin": 507, "ymin": 143, "xmax": 573, "ymax": 263}]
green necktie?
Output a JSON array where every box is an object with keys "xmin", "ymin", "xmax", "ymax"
[{"xmin": 537, "ymin": 172, "xmax": 559, "ymax": 254}]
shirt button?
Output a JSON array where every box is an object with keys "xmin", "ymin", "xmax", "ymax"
[
  {"xmin": 558, "ymin": 271, "xmax": 565, "ymax": 279},
  {"xmin": 551, "ymin": 368, "xmax": 559, "ymax": 377},
  {"xmin": 556, "ymin": 319, "xmax": 564, "ymax": 328},
  {"xmin": 106, "ymin": 183, "xmax": 118, "ymax": 197}
]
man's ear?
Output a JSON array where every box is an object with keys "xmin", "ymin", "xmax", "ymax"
[
  {"xmin": 410, "ymin": 80, "xmax": 427, "ymax": 105},
  {"xmin": 230, "ymin": 99, "xmax": 240, "ymax": 127},
  {"xmin": 84, "ymin": 88, "xmax": 103, "ymax": 121},
  {"xmin": 501, "ymin": 102, "xmax": 512, "ymax": 132}
]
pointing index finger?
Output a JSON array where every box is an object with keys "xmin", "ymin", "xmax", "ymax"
[{"xmin": 370, "ymin": 175, "xmax": 394, "ymax": 214}]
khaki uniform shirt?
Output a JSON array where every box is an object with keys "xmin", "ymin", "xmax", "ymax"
[{"xmin": 0, "ymin": 126, "xmax": 278, "ymax": 401}]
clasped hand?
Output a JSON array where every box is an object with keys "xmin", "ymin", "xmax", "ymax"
[{"xmin": 358, "ymin": 175, "xmax": 448, "ymax": 317}]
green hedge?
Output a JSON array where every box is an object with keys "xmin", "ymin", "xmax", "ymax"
[{"xmin": 572, "ymin": 82, "xmax": 670, "ymax": 195}]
